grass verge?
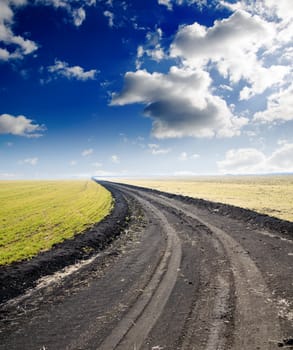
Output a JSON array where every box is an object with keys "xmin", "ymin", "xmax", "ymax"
[{"xmin": 0, "ymin": 180, "xmax": 112, "ymax": 265}]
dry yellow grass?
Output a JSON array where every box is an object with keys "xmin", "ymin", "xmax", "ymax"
[
  {"xmin": 0, "ymin": 180, "xmax": 112, "ymax": 265},
  {"xmin": 118, "ymin": 176, "xmax": 293, "ymax": 222}
]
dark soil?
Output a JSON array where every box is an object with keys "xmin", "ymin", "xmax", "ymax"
[
  {"xmin": 1, "ymin": 180, "xmax": 292, "ymax": 305},
  {"xmin": 0, "ymin": 182, "xmax": 129, "ymax": 304},
  {"xmin": 0, "ymin": 181, "xmax": 292, "ymax": 350}
]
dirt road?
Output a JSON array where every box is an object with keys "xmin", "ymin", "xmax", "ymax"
[{"xmin": 1, "ymin": 181, "xmax": 292, "ymax": 349}]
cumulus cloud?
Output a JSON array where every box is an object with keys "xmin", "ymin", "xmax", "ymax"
[
  {"xmin": 268, "ymin": 142, "xmax": 293, "ymax": 171},
  {"xmin": 170, "ymin": 8, "xmax": 290, "ymax": 98},
  {"xmin": 0, "ymin": 113, "xmax": 45, "ymax": 137},
  {"xmin": 222, "ymin": 0, "xmax": 293, "ymax": 21},
  {"xmin": 111, "ymin": 67, "xmax": 248, "ymax": 138},
  {"xmin": 112, "ymin": 0, "xmax": 292, "ymax": 135},
  {"xmin": 148, "ymin": 143, "xmax": 171, "ymax": 155},
  {"xmin": 171, "ymin": 10, "xmax": 274, "ymax": 65},
  {"xmin": 0, "ymin": 0, "xmax": 38, "ymax": 61},
  {"xmin": 218, "ymin": 142, "xmax": 293, "ymax": 174},
  {"xmin": 170, "ymin": 2, "xmax": 293, "ymax": 105},
  {"xmin": 239, "ymin": 65, "xmax": 289, "ymax": 100},
  {"xmin": 253, "ymin": 84, "xmax": 293, "ymax": 123},
  {"xmin": 82, "ymin": 148, "xmax": 93, "ymax": 156},
  {"xmin": 217, "ymin": 148, "xmax": 267, "ymax": 174},
  {"xmin": 48, "ymin": 59, "xmax": 98, "ymax": 81}
]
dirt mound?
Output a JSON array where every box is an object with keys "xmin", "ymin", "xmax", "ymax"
[{"xmin": 0, "ymin": 183, "xmax": 129, "ymax": 304}]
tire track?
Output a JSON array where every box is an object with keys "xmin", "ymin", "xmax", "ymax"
[
  {"xmin": 1, "ymin": 182, "xmax": 286, "ymax": 350},
  {"xmin": 113, "ymin": 185, "xmax": 233, "ymax": 350},
  {"xmin": 141, "ymin": 191, "xmax": 282, "ymax": 350},
  {"xmin": 99, "ymin": 193, "xmax": 182, "ymax": 350}
]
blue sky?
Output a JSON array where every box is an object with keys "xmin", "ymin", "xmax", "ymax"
[{"xmin": 0, "ymin": 0, "xmax": 292, "ymax": 179}]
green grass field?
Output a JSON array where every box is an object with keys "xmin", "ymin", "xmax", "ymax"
[
  {"xmin": 119, "ymin": 176, "xmax": 293, "ymax": 222},
  {"xmin": 0, "ymin": 180, "xmax": 112, "ymax": 265}
]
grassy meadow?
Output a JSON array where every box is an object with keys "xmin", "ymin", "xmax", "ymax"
[
  {"xmin": 119, "ymin": 176, "xmax": 293, "ymax": 222},
  {"xmin": 0, "ymin": 180, "xmax": 112, "ymax": 265}
]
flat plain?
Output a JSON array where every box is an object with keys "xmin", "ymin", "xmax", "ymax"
[
  {"xmin": 0, "ymin": 180, "xmax": 112, "ymax": 265},
  {"xmin": 118, "ymin": 175, "xmax": 293, "ymax": 222}
]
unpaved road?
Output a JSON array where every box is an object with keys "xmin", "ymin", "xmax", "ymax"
[{"xmin": 1, "ymin": 181, "xmax": 293, "ymax": 349}]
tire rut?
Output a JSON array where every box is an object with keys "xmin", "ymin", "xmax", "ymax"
[
  {"xmin": 99, "ymin": 192, "xmax": 182, "ymax": 350},
  {"xmin": 140, "ymin": 190, "xmax": 282, "ymax": 350},
  {"xmin": 117, "ymin": 186, "xmax": 234, "ymax": 350},
  {"xmin": 1, "ymin": 182, "xmax": 288, "ymax": 350}
]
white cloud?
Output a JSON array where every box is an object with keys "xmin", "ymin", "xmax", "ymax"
[
  {"xmin": 148, "ymin": 143, "xmax": 171, "ymax": 155},
  {"xmin": 158, "ymin": 0, "xmax": 207, "ymax": 10},
  {"xmin": 254, "ymin": 84, "xmax": 293, "ymax": 123},
  {"xmin": 112, "ymin": 0, "xmax": 292, "ymax": 134},
  {"xmin": 171, "ymin": 10, "xmax": 280, "ymax": 91},
  {"xmin": 111, "ymin": 67, "xmax": 248, "ymax": 139},
  {"xmin": 170, "ymin": 4, "xmax": 293, "ymax": 103},
  {"xmin": 82, "ymin": 148, "xmax": 93, "ymax": 157},
  {"xmin": 69, "ymin": 160, "xmax": 77, "ymax": 166},
  {"xmin": 73, "ymin": 7, "xmax": 86, "ymax": 26},
  {"xmin": 136, "ymin": 28, "xmax": 165, "ymax": 69},
  {"xmin": 268, "ymin": 142, "xmax": 293, "ymax": 171},
  {"xmin": 158, "ymin": 0, "xmax": 173, "ymax": 10},
  {"xmin": 0, "ymin": 0, "xmax": 38, "ymax": 61},
  {"xmin": 111, "ymin": 155, "xmax": 120, "ymax": 163},
  {"xmin": 20, "ymin": 157, "xmax": 39, "ymax": 166},
  {"xmin": 179, "ymin": 151, "xmax": 200, "ymax": 160},
  {"xmin": 217, "ymin": 148, "xmax": 266, "ymax": 174},
  {"xmin": 218, "ymin": 142, "xmax": 293, "ymax": 174},
  {"xmin": 37, "ymin": 0, "xmax": 95, "ymax": 27},
  {"xmin": 266, "ymin": 0, "xmax": 293, "ymax": 20},
  {"xmin": 104, "ymin": 10, "xmax": 114, "ymax": 27},
  {"xmin": 48, "ymin": 59, "xmax": 98, "ymax": 81},
  {"xmin": 223, "ymin": 0, "xmax": 293, "ymax": 21},
  {"xmin": 171, "ymin": 10, "xmax": 274, "ymax": 65},
  {"xmin": 239, "ymin": 65, "xmax": 289, "ymax": 100},
  {"xmin": 0, "ymin": 113, "xmax": 45, "ymax": 137}
]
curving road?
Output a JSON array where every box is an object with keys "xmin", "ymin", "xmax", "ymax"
[{"xmin": 1, "ymin": 182, "xmax": 292, "ymax": 349}]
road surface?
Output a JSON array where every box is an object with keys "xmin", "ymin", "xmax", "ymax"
[{"xmin": 1, "ymin": 182, "xmax": 292, "ymax": 349}]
